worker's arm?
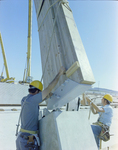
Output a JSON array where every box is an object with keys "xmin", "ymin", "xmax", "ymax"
[
  {"xmin": 86, "ymin": 97, "xmax": 105, "ymax": 113},
  {"xmin": 91, "ymin": 106, "xmax": 97, "ymax": 114},
  {"xmin": 42, "ymin": 66, "xmax": 65, "ymax": 101}
]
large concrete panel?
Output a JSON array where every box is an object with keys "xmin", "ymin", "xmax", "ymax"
[
  {"xmin": 0, "ymin": 82, "xmax": 46, "ymax": 105},
  {"xmin": 0, "ymin": 82, "xmax": 28, "ymax": 105},
  {"xmin": 39, "ymin": 110, "xmax": 98, "ymax": 150},
  {"xmin": 33, "ymin": 0, "xmax": 95, "ymax": 92}
]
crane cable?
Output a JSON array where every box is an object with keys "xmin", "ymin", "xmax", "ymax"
[{"xmin": 37, "ymin": 0, "xmax": 71, "ymax": 82}]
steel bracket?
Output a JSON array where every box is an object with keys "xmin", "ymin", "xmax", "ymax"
[{"xmin": 47, "ymin": 79, "xmax": 91, "ymax": 110}]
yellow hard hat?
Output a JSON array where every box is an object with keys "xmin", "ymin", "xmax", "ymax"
[
  {"xmin": 30, "ymin": 80, "xmax": 43, "ymax": 91},
  {"xmin": 103, "ymin": 94, "xmax": 113, "ymax": 102}
]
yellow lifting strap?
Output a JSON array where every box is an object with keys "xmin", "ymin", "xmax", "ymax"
[{"xmin": 20, "ymin": 128, "xmax": 38, "ymax": 134}]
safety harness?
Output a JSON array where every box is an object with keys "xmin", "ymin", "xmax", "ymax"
[
  {"xmin": 20, "ymin": 129, "xmax": 38, "ymax": 134},
  {"xmin": 93, "ymin": 122, "xmax": 110, "ymax": 142},
  {"xmin": 20, "ymin": 133, "xmax": 39, "ymax": 150},
  {"xmin": 16, "ymin": 97, "xmax": 40, "ymax": 149}
]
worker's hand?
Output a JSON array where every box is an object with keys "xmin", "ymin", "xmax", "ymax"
[
  {"xmin": 43, "ymin": 92, "xmax": 53, "ymax": 100},
  {"xmin": 59, "ymin": 66, "xmax": 66, "ymax": 75}
]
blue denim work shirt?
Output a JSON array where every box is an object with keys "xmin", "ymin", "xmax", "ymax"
[
  {"xmin": 21, "ymin": 92, "xmax": 42, "ymax": 131},
  {"xmin": 98, "ymin": 104, "xmax": 113, "ymax": 127}
]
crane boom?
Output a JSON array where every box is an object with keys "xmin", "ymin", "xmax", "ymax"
[
  {"xmin": 25, "ymin": 0, "xmax": 32, "ymax": 82},
  {"xmin": 0, "ymin": 32, "xmax": 10, "ymax": 79},
  {"xmin": 19, "ymin": 0, "xmax": 33, "ymax": 84},
  {"xmin": 0, "ymin": 32, "xmax": 15, "ymax": 83}
]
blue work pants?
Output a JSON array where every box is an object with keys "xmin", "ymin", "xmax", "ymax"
[
  {"xmin": 91, "ymin": 125, "xmax": 102, "ymax": 149},
  {"xmin": 16, "ymin": 132, "xmax": 39, "ymax": 150}
]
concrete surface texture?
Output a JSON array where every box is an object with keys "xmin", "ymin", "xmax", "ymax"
[
  {"xmin": 34, "ymin": 0, "xmax": 95, "ymax": 92},
  {"xmin": 0, "ymin": 82, "xmax": 28, "ymax": 105},
  {"xmin": 0, "ymin": 107, "xmax": 118, "ymax": 150},
  {"xmin": 0, "ymin": 82, "xmax": 46, "ymax": 106},
  {"xmin": 39, "ymin": 110, "xmax": 98, "ymax": 150}
]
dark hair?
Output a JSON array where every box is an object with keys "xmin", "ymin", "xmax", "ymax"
[
  {"xmin": 104, "ymin": 98, "xmax": 110, "ymax": 105},
  {"xmin": 28, "ymin": 85, "xmax": 40, "ymax": 93}
]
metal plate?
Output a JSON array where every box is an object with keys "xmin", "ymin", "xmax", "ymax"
[{"xmin": 47, "ymin": 79, "xmax": 91, "ymax": 110}]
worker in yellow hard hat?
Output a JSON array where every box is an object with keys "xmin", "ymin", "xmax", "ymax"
[
  {"xmin": 86, "ymin": 94, "xmax": 113, "ymax": 149},
  {"xmin": 16, "ymin": 66, "xmax": 65, "ymax": 150}
]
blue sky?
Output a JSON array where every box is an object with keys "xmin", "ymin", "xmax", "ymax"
[{"xmin": 0, "ymin": 0, "xmax": 118, "ymax": 91}]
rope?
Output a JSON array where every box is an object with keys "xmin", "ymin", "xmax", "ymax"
[
  {"xmin": 15, "ymin": 98, "xmax": 27, "ymax": 136},
  {"xmin": 40, "ymin": 0, "xmax": 61, "ymax": 82},
  {"xmin": 37, "ymin": 0, "xmax": 71, "ymax": 82},
  {"xmin": 62, "ymin": 0, "xmax": 72, "ymax": 12},
  {"xmin": 38, "ymin": 0, "xmax": 71, "ymax": 32},
  {"xmin": 87, "ymin": 96, "xmax": 102, "ymax": 120},
  {"xmin": 87, "ymin": 95, "xmax": 96, "ymax": 120},
  {"xmin": 88, "ymin": 99, "xmax": 95, "ymax": 120},
  {"xmin": 38, "ymin": 0, "xmax": 60, "ymax": 32}
]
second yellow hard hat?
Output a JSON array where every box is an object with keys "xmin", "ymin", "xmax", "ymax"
[{"xmin": 103, "ymin": 94, "xmax": 113, "ymax": 102}]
